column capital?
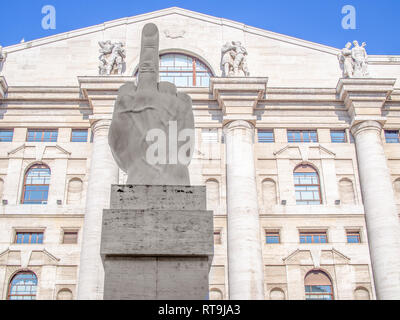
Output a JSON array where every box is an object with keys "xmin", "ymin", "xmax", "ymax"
[
  {"xmin": 0, "ymin": 76, "xmax": 8, "ymax": 99},
  {"xmin": 78, "ymin": 76, "xmax": 135, "ymax": 116},
  {"xmin": 90, "ymin": 118, "xmax": 112, "ymax": 135},
  {"xmin": 336, "ymin": 78, "xmax": 395, "ymax": 127},
  {"xmin": 350, "ymin": 120, "xmax": 383, "ymax": 137},
  {"xmin": 224, "ymin": 119, "xmax": 255, "ymax": 132},
  {"xmin": 210, "ymin": 77, "xmax": 268, "ymax": 125}
]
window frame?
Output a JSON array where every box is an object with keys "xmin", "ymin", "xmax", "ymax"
[
  {"xmin": 61, "ymin": 229, "xmax": 79, "ymax": 244},
  {"xmin": 152, "ymin": 53, "xmax": 213, "ymax": 88},
  {"xmin": 346, "ymin": 230, "xmax": 361, "ymax": 244},
  {"xmin": 213, "ymin": 229, "xmax": 222, "ymax": 245},
  {"xmin": 384, "ymin": 130, "xmax": 400, "ymax": 143},
  {"xmin": 294, "ymin": 165, "xmax": 322, "ymax": 205},
  {"xmin": 0, "ymin": 129, "xmax": 14, "ymax": 142},
  {"xmin": 14, "ymin": 231, "xmax": 44, "ymax": 244},
  {"xmin": 304, "ymin": 270, "xmax": 334, "ymax": 300},
  {"xmin": 330, "ymin": 130, "xmax": 347, "ymax": 143},
  {"xmin": 287, "ymin": 130, "xmax": 318, "ymax": 143},
  {"xmin": 7, "ymin": 271, "xmax": 38, "ymax": 300},
  {"xmin": 265, "ymin": 231, "xmax": 280, "ymax": 244},
  {"xmin": 257, "ymin": 130, "xmax": 275, "ymax": 143},
  {"xmin": 71, "ymin": 129, "xmax": 89, "ymax": 142},
  {"xmin": 299, "ymin": 231, "xmax": 328, "ymax": 244},
  {"xmin": 22, "ymin": 164, "xmax": 51, "ymax": 205},
  {"xmin": 26, "ymin": 129, "xmax": 58, "ymax": 143}
]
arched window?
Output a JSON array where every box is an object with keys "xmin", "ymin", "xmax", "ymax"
[
  {"xmin": 22, "ymin": 164, "xmax": 51, "ymax": 204},
  {"xmin": 8, "ymin": 271, "xmax": 38, "ymax": 300},
  {"xmin": 136, "ymin": 53, "xmax": 213, "ymax": 87},
  {"xmin": 270, "ymin": 288, "xmax": 286, "ymax": 300},
  {"xmin": 304, "ymin": 270, "xmax": 333, "ymax": 300},
  {"xmin": 294, "ymin": 165, "xmax": 322, "ymax": 205},
  {"xmin": 160, "ymin": 53, "xmax": 212, "ymax": 87}
]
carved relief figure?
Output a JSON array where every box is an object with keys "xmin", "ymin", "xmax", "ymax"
[
  {"xmin": 221, "ymin": 41, "xmax": 249, "ymax": 77},
  {"xmin": 338, "ymin": 42, "xmax": 353, "ymax": 78},
  {"xmin": 98, "ymin": 41, "xmax": 126, "ymax": 75},
  {"xmin": 338, "ymin": 41, "xmax": 369, "ymax": 78}
]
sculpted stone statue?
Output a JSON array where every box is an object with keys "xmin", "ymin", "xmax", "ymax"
[
  {"xmin": 338, "ymin": 41, "xmax": 369, "ymax": 78},
  {"xmin": 99, "ymin": 41, "xmax": 126, "ymax": 75},
  {"xmin": 108, "ymin": 23, "xmax": 194, "ymax": 185},
  {"xmin": 221, "ymin": 41, "xmax": 250, "ymax": 77},
  {"xmin": 0, "ymin": 46, "xmax": 6, "ymax": 63}
]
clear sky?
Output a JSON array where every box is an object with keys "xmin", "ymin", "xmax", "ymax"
[{"xmin": 0, "ymin": 0, "xmax": 399, "ymax": 54}]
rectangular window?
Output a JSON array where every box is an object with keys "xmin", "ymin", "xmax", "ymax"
[
  {"xmin": 300, "ymin": 232, "xmax": 327, "ymax": 244},
  {"xmin": 0, "ymin": 129, "xmax": 14, "ymax": 142},
  {"xmin": 71, "ymin": 129, "xmax": 88, "ymax": 142},
  {"xmin": 287, "ymin": 130, "xmax": 318, "ymax": 143},
  {"xmin": 258, "ymin": 130, "xmax": 274, "ymax": 143},
  {"xmin": 346, "ymin": 231, "xmax": 361, "ymax": 243},
  {"xmin": 384, "ymin": 130, "xmax": 400, "ymax": 143},
  {"xmin": 62, "ymin": 231, "xmax": 78, "ymax": 244},
  {"xmin": 330, "ymin": 130, "xmax": 347, "ymax": 143},
  {"xmin": 27, "ymin": 129, "xmax": 58, "ymax": 142},
  {"xmin": 266, "ymin": 232, "xmax": 280, "ymax": 244},
  {"xmin": 201, "ymin": 128, "xmax": 218, "ymax": 143},
  {"xmin": 15, "ymin": 232, "xmax": 44, "ymax": 244}
]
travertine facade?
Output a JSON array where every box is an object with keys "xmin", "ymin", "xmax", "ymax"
[{"xmin": 1, "ymin": 7, "xmax": 400, "ymax": 300}]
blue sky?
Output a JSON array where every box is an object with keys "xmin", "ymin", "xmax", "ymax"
[{"xmin": 0, "ymin": 0, "xmax": 399, "ymax": 54}]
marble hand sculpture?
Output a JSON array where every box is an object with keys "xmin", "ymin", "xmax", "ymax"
[{"xmin": 108, "ymin": 23, "xmax": 194, "ymax": 185}]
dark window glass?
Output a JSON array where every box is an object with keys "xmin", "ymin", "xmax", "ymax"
[
  {"xmin": 330, "ymin": 130, "xmax": 347, "ymax": 143},
  {"xmin": 0, "ymin": 129, "xmax": 14, "ymax": 142},
  {"xmin": 22, "ymin": 165, "xmax": 51, "ymax": 204},
  {"xmin": 266, "ymin": 232, "xmax": 280, "ymax": 244},
  {"xmin": 300, "ymin": 232, "xmax": 327, "ymax": 244},
  {"xmin": 15, "ymin": 232, "xmax": 44, "ymax": 244},
  {"xmin": 27, "ymin": 129, "xmax": 58, "ymax": 142},
  {"xmin": 63, "ymin": 231, "xmax": 78, "ymax": 244},
  {"xmin": 258, "ymin": 130, "xmax": 274, "ymax": 143},
  {"xmin": 347, "ymin": 231, "xmax": 361, "ymax": 243},
  {"xmin": 71, "ymin": 129, "xmax": 88, "ymax": 142},
  {"xmin": 8, "ymin": 272, "xmax": 38, "ymax": 300},
  {"xmin": 384, "ymin": 130, "xmax": 400, "ymax": 143},
  {"xmin": 287, "ymin": 130, "xmax": 318, "ymax": 143}
]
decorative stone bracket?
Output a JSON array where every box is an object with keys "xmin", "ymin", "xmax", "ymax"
[
  {"xmin": 210, "ymin": 77, "xmax": 268, "ymax": 124},
  {"xmin": 0, "ymin": 76, "xmax": 8, "ymax": 99}
]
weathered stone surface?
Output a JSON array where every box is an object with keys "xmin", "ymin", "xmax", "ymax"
[
  {"xmin": 103, "ymin": 257, "xmax": 209, "ymax": 300},
  {"xmin": 101, "ymin": 184, "xmax": 214, "ymax": 300},
  {"xmin": 110, "ymin": 185, "xmax": 206, "ymax": 210},
  {"xmin": 101, "ymin": 208, "xmax": 213, "ymax": 256}
]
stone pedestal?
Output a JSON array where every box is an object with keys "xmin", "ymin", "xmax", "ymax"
[{"xmin": 100, "ymin": 185, "xmax": 214, "ymax": 300}]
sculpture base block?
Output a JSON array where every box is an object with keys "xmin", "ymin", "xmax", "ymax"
[{"xmin": 100, "ymin": 185, "xmax": 214, "ymax": 300}]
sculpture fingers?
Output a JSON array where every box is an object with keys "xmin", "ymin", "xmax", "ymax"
[{"xmin": 137, "ymin": 23, "xmax": 159, "ymax": 91}]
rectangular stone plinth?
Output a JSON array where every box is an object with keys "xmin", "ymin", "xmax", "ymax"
[
  {"xmin": 101, "ymin": 208, "xmax": 213, "ymax": 256},
  {"xmin": 103, "ymin": 257, "xmax": 210, "ymax": 300},
  {"xmin": 101, "ymin": 185, "xmax": 214, "ymax": 300}
]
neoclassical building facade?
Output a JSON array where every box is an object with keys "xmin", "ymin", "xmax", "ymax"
[{"xmin": 0, "ymin": 7, "xmax": 400, "ymax": 300}]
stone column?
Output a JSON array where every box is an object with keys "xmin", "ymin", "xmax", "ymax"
[
  {"xmin": 225, "ymin": 120, "xmax": 264, "ymax": 300},
  {"xmin": 337, "ymin": 78, "xmax": 400, "ymax": 299},
  {"xmin": 77, "ymin": 119, "xmax": 119, "ymax": 300},
  {"xmin": 351, "ymin": 120, "xmax": 400, "ymax": 299}
]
